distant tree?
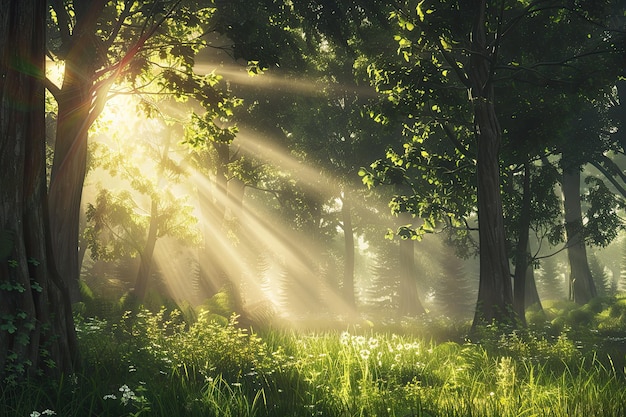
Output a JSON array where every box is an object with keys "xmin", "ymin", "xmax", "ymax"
[
  {"xmin": 85, "ymin": 125, "xmax": 199, "ymax": 304},
  {"xmin": 366, "ymin": 240, "xmax": 400, "ymax": 312},
  {"xmin": 539, "ymin": 255, "xmax": 566, "ymax": 301},
  {"xmin": 620, "ymin": 239, "xmax": 626, "ymax": 293},
  {"xmin": 589, "ymin": 252, "xmax": 610, "ymax": 297},
  {"xmin": 435, "ymin": 257, "xmax": 475, "ymax": 320}
]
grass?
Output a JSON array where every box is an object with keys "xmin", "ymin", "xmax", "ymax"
[{"xmin": 2, "ymin": 297, "xmax": 626, "ymax": 417}]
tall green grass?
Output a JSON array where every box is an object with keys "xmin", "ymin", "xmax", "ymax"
[{"xmin": 2, "ymin": 300, "xmax": 626, "ymax": 417}]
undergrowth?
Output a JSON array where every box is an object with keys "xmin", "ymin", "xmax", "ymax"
[{"xmin": 2, "ymin": 296, "xmax": 626, "ymax": 417}]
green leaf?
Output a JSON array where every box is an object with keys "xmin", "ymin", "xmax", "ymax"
[{"xmin": 417, "ymin": 0, "xmax": 425, "ymax": 22}]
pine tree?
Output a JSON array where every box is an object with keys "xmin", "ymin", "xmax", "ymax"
[
  {"xmin": 539, "ymin": 255, "xmax": 567, "ymax": 301},
  {"xmin": 589, "ymin": 252, "xmax": 610, "ymax": 297},
  {"xmin": 619, "ymin": 239, "xmax": 626, "ymax": 293},
  {"xmin": 434, "ymin": 257, "xmax": 475, "ymax": 320},
  {"xmin": 365, "ymin": 240, "xmax": 400, "ymax": 312}
]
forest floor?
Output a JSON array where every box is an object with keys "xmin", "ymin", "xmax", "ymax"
[{"xmin": 2, "ymin": 295, "xmax": 626, "ymax": 417}]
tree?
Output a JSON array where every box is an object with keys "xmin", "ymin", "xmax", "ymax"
[
  {"xmin": 539, "ymin": 255, "xmax": 567, "ymax": 301},
  {"xmin": 589, "ymin": 252, "xmax": 610, "ymax": 297},
  {"xmin": 210, "ymin": 0, "xmax": 409, "ymax": 314},
  {"xmin": 434, "ymin": 256, "xmax": 475, "ymax": 320},
  {"xmin": 1, "ymin": 0, "xmax": 78, "ymax": 381},
  {"xmin": 362, "ymin": 0, "xmax": 515, "ymax": 326},
  {"xmin": 362, "ymin": 0, "xmax": 625, "ymax": 327},
  {"xmin": 86, "ymin": 123, "xmax": 199, "ymax": 304},
  {"xmin": 46, "ymin": 0, "xmax": 215, "ymax": 301}
]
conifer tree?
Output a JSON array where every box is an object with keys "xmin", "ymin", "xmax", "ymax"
[{"xmin": 539, "ymin": 256, "xmax": 566, "ymax": 301}]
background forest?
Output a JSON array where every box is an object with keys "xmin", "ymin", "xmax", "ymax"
[{"xmin": 1, "ymin": 1, "xmax": 626, "ymax": 416}]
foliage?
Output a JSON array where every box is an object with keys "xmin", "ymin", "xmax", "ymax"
[{"xmin": 4, "ymin": 299, "xmax": 626, "ymax": 416}]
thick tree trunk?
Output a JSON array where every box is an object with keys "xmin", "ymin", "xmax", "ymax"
[
  {"xmin": 470, "ymin": 0, "xmax": 515, "ymax": 329},
  {"xmin": 341, "ymin": 190, "xmax": 356, "ymax": 309},
  {"xmin": 0, "ymin": 0, "xmax": 78, "ymax": 380},
  {"xmin": 561, "ymin": 153, "xmax": 596, "ymax": 304},
  {"xmin": 48, "ymin": 51, "xmax": 94, "ymax": 303},
  {"xmin": 47, "ymin": 1, "xmax": 109, "ymax": 303}
]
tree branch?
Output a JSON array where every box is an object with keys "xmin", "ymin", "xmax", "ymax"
[
  {"xmin": 44, "ymin": 77, "xmax": 62, "ymax": 101},
  {"xmin": 592, "ymin": 157, "xmax": 626, "ymax": 199},
  {"xmin": 49, "ymin": 0, "xmax": 72, "ymax": 52}
]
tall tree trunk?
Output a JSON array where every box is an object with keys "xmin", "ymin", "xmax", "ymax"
[
  {"xmin": 341, "ymin": 190, "xmax": 356, "ymax": 310},
  {"xmin": 132, "ymin": 198, "xmax": 159, "ymax": 303},
  {"xmin": 398, "ymin": 237, "xmax": 425, "ymax": 316},
  {"xmin": 1, "ymin": 0, "xmax": 78, "ymax": 380},
  {"xmin": 524, "ymin": 241, "xmax": 542, "ymax": 310},
  {"xmin": 513, "ymin": 163, "xmax": 531, "ymax": 323},
  {"xmin": 470, "ymin": 0, "xmax": 515, "ymax": 329},
  {"xmin": 197, "ymin": 182, "xmax": 223, "ymax": 298},
  {"xmin": 48, "ymin": 59, "xmax": 91, "ymax": 303},
  {"xmin": 200, "ymin": 142, "xmax": 230, "ymax": 295},
  {"xmin": 397, "ymin": 212, "xmax": 425, "ymax": 316},
  {"xmin": 47, "ymin": 1, "xmax": 108, "ymax": 303},
  {"xmin": 561, "ymin": 151, "xmax": 596, "ymax": 304}
]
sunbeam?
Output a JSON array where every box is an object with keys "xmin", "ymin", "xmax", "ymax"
[{"xmin": 194, "ymin": 62, "xmax": 380, "ymax": 98}]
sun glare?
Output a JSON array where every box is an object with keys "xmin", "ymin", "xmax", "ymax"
[{"xmin": 80, "ymin": 64, "xmax": 390, "ymax": 324}]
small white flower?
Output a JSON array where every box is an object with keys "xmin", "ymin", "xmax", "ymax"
[
  {"xmin": 359, "ymin": 349, "xmax": 371, "ymax": 361},
  {"xmin": 118, "ymin": 384, "xmax": 137, "ymax": 405},
  {"xmin": 30, "ymin": 411, "xmax": 55, "ymax": 417},
  {"xmin": 103, "ymin": 394, "xmax": 117, "ymax": 400},
  {"xmin": 368, "ymin": 337, "xmax": 379, "ymax": 349}
]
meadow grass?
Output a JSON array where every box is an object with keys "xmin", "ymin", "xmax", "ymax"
[{"xmin": 2, "ymin": 298, "xmax": 626, "ymax": 417}]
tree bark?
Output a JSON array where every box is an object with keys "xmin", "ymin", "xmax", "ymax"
[
  {"xmin": 47, "ymin": 1, "xmax": 112, "ymax": 303},
  {"xmin": 0, "ymin": 0, "xmax": 78, "ymax": 380},
  {"xmin": 513, "ymin": 163, "xmax": 531, "ymax": 323},
  {"xmin": 470, "ymin": 0, "xmax": 515, "ymax": 329},
  {"xmin": 48, "ymin": 3, "xmax": 105, "ymax": 302},
  {"xmin": 561, "ymin": 151, "xmax": 596, "ymax": 304},
  {"xmin": 524, "ymin": 241, "xmax": 543, "ymax": 310}
]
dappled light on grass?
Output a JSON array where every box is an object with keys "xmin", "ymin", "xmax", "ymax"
[{"xmin": 7, "ymin": 307, "xmax": 626, "ymax": 417}]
